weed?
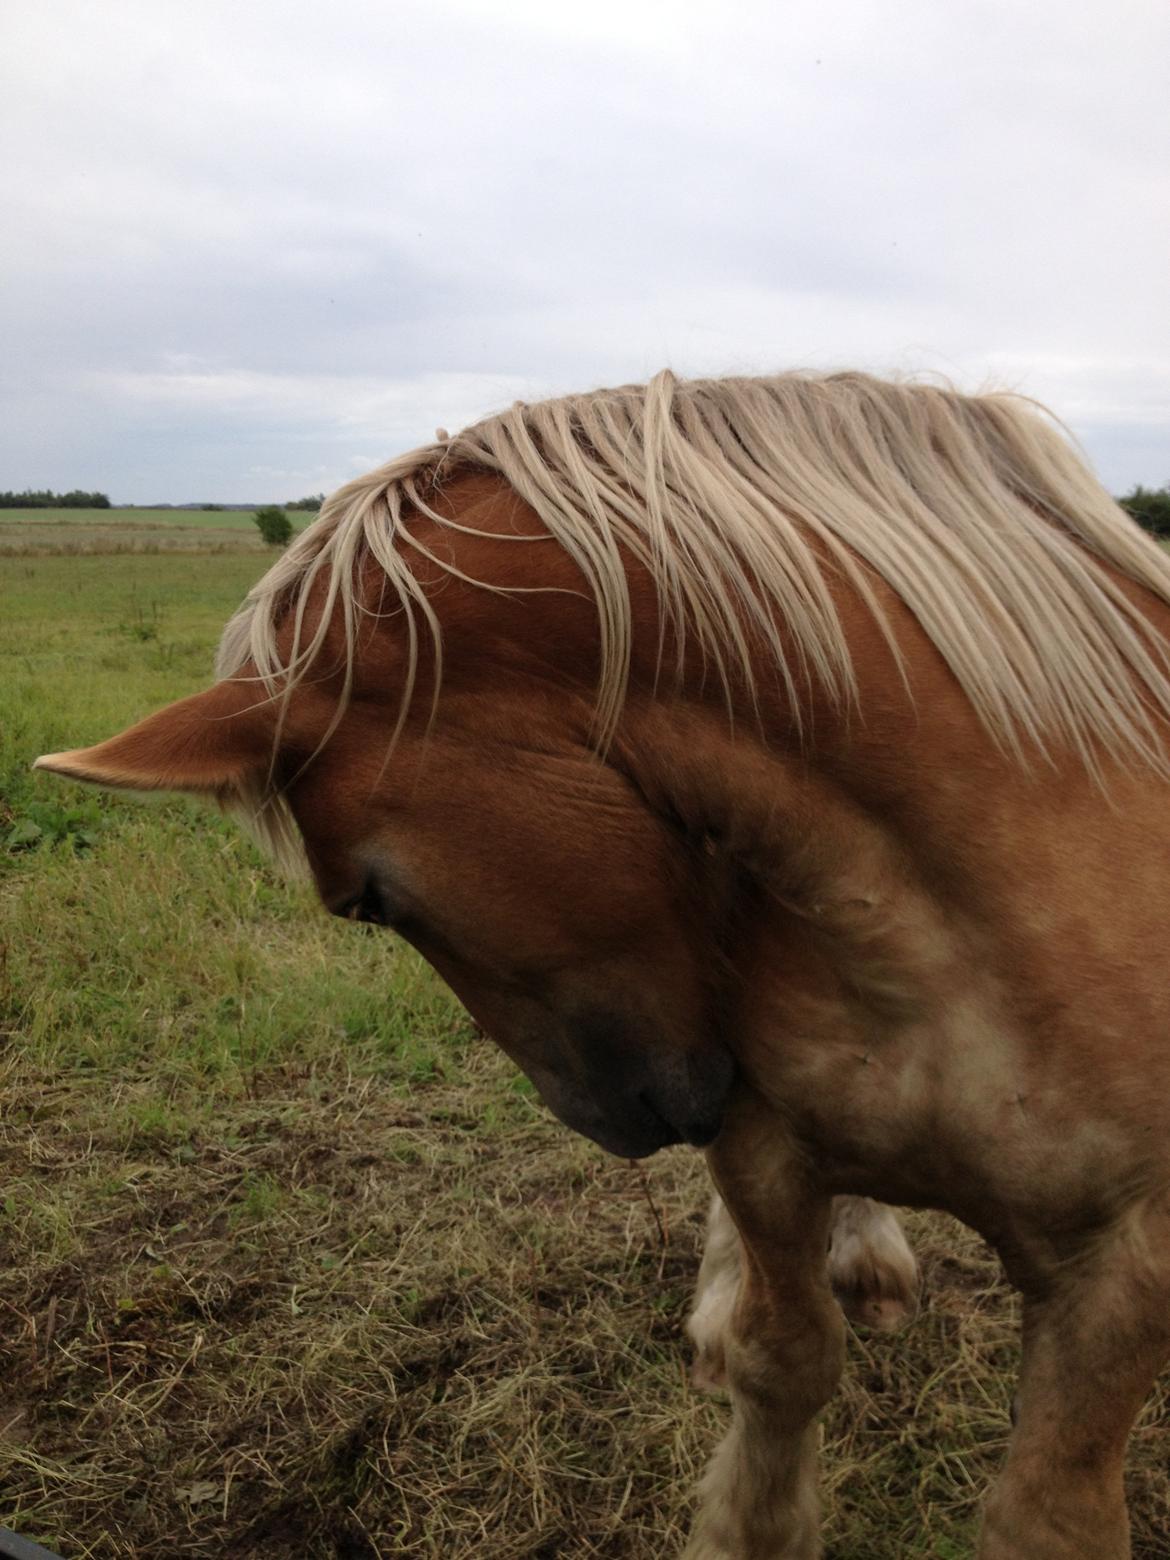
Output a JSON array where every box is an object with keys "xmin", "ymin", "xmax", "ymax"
[
  {"xmin": 4, "ymin": 794, "xmax": 103, "ymax": 854},
  {"xmin": 116, "ymin": 598, "xmax": 164, "ymax": 643}
]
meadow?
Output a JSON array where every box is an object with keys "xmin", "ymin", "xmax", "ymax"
[
  {"xmin": 0, "ymin": 508, "xmax": 267, "ymax": 556},
  {"xmin": 2, "ymin": 532, "xmax": 1168, "ymax": 1557}
]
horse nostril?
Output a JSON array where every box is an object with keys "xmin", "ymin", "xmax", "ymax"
[
  {"xmin": 681, "ymin": 1116, "xmax": 722, "ymax": 1148},
  {"xmin": 635, "ymin": 1091, "xmax": 722, "ymax": 1149}
]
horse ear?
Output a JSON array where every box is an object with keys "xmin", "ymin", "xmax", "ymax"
[{"xmin": 34, "ymin": 680, "xmax": 276, "ymax": 794}]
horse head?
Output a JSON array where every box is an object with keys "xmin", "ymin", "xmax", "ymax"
[{"xmin": 35, "ymin": 472, "xmax": 738, "ymax": 1159}]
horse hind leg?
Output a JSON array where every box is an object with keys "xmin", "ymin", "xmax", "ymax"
[
  {"xmin": 827, "ymin": 1195, "xmax": 919, "ymax": 1332},
  {"xmin": 688, "ymin": 1195, "xmax": 917, "ymax": 1393}
]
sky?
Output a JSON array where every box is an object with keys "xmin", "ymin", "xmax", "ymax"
[{"xmin": 2, "ymin": 0, "xmax": 1167, "ymax": 504}]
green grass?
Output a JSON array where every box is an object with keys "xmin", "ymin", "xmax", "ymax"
[
  {"xmin": 0, "ymin": 507, "xmax": 265, "ymax": 529},
  {"xmin": 0, "ymin": 507, "xmax": 276, "ymax": 555},
  {"xmin": 1, "ymin": 552, "xmax": 264, "ymax": 865},
  {"xmin": 2, "ymin": 548, "xmax": 1168, "ymax": 1557}
]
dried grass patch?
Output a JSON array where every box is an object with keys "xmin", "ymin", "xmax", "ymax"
[{"xmin": 6, "ymin": 1044, "xmax": 1168, "ymax": 1558}]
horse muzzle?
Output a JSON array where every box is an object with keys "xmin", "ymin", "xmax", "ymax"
[{"xmin": 528, "ymin": 1009, "xmax": 736, "ymax": 1159}]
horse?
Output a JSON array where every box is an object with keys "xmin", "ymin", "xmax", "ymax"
[{"xmin": 35, "ymin": 370, "xmax": 1170, "ymax": 1559}]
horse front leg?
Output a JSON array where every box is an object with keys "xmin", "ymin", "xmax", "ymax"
[
  {"xmin": 980, "ymin": 1196, "xmax": 1170, "ymax": 1560},
  {"xmin": 688, "ymin": 1193, "xmax": 917, "ymax": 1392},
  {"xmin": 686, "ymin": 1102, "xmax": 844, "ymax": 1560}
]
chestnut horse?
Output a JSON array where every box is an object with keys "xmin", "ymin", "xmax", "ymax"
[{"xmin": 37, "ymin": 372, "xmax": 1170, "ymax": 1558}]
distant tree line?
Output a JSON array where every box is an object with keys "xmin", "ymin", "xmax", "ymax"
[
  {"xmin": 0, "ymin": 491, "xmax": 322, "ymax": 512},
  {"xmin": 0, "ymin": 488, "xmax": 111, "ymax": 508},
  {"xmin": 196, "ymin": 494, "xmax": 320, "ymax": 513},
  {"xmin": 1118, "ymin": 484, "xmax": 1170, "ymax": 537}
]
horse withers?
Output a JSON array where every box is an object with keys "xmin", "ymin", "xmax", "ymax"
[{"xmin": 36, "ymin": 372, "xmax": 1170, "ymax": 1558}]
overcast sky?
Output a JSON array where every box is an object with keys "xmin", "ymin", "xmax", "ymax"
[{"xmin": 2, "ymin": 0, "xmax": 1167, "ymax": 503}]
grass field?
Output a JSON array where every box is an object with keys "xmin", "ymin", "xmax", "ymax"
[
  {"xmin": 2, "ymin": 545, "xmax": 1168, "ymax": 1558},
  {"xmin": 0, "ymin": 508, "xmax": 273, "ymax": 555}
]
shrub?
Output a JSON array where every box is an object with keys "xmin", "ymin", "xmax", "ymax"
[{"xmin": 253, "ymin": 506, "xmax": 293, "ymax": 547}]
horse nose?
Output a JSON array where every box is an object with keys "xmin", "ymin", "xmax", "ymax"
[
  {"xmin": 638, "ymin": 1048, "xmax": 734, "ymax": 1147},
  {"xmin": 637, "ymin": 1089, "xmax": 723, "ymax": 1147},
  {"xmin": 677, "ymin": 1111, "xmax": 724, "ymax": 1147}
]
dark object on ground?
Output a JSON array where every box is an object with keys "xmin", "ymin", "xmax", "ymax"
[{"xmin": 0, "ymin": 1529, "xmax": 65, "ymax": 1560}]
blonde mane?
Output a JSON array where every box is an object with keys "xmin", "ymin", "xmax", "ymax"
[{"xmin": 217, "ymin": 370, "xmax": 1170, "ymax": 796}]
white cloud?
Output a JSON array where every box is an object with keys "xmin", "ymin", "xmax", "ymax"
[
  {"xmin": 1, "ymin": 0, "xmax": 1167, "ymax": 499},
  {"xmin": 92, "ymin": 364, "xmax": 537, "ymax": 442}
]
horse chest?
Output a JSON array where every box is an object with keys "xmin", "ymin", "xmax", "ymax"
[{"xmin": 741, "ymin": 969, "xmax": 1140, "ymax": 1226}]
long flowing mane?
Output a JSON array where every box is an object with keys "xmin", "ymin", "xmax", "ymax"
[{"xmin": 217, "ymin": 370, "xmax": 1170, "ymax": 780}]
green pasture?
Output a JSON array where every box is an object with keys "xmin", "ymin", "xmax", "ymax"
[
  {"xmin": 1, "ymin": 547, "xmax": 1167, "ymax": 1557},
  {"xmin": 0, "ymin": 508, "xmax": 262, "ymax": 529},
  {"xmin": 0, "ymin": 508, "xmax": 269, "ymax": 555}
]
